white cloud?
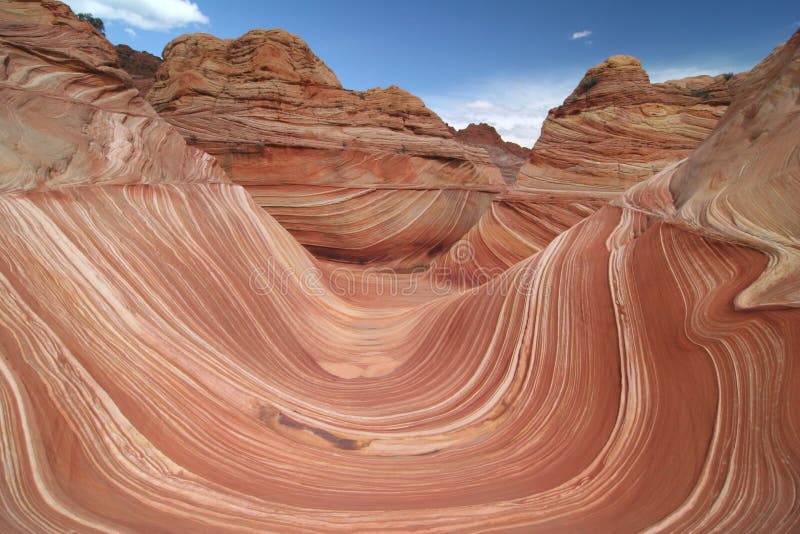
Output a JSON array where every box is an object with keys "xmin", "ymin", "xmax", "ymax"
[
  {"xmin": 67, "ymin": 0, "xmax": 209, "ymax": 31},
  {"xmin": 571, "ymin": 30, "xmax": 592, "ymax": 40},
  {"xmin": 123, "ymin": 27, "xmax": 137, "ymax": 37},
  {"xmin": 422, "ymin": 73, "xmax": 582, "ymax": 147}
]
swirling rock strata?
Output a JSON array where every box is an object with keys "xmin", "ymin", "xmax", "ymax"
[
  {"xmin": 0, "ymin": 3, "xmax": 799, "ymax": 532},
  {"xmin": 516, "ymin": 55, "xmax": 735, "ymax": 192},
  {"xmin": 0, "ymin": 1, "xmax": 226, "ymax": 193},
  {"xmin": 457, "ymin": 56, "xmax": 739, "ymax": 275},
  {"xmin": 148, "ymin": 29, "xmax": 502, "ymax": 267},
  {"xmin": 618, "ymin": 30, "xmax": 800, "ymax": 310}
]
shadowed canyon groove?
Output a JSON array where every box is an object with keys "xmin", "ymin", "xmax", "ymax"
[{"xmin": 1, "ymin": 1, "xmax": 799, "ymax": 532}]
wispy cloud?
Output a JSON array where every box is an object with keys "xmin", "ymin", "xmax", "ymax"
[
  {"xmin": 422, "ymin": 73, "xmax": 582, "ymax": 147},
  {"xmin": 67, "ymin": 0, "xmax": 209, "ymax": 31},
  {"xmin": 123, "ymin": 27, "xmax": 137, "ymax": 37},
  {"xmin": 571, "ymin": 30, "xmax": 592, "ymax": 40}
]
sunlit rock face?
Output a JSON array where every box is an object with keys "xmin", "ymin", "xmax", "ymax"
[
  {"xmin": 618, "ymin": 32, "xmax": 800, "ymax": 310},
  {"xmin": 0, "ymin": 1, "xmax": 226, "ymax": 193},
  {"xmin": 515, "ymin": 54, "xmax": 736, "ymax": 192},
  {"xmin": 1, "ymin": 2, "xmax": 799, "ymax": 532},
  {"xmin": 446, "ymin": 55, "xmax": 740, "ymax": 277},
  {"xmin": 147, "ymin": 29, "xmax": 503, "ymax": 268}
]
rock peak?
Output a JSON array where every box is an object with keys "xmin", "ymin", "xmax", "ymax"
[
  {"xmin": 160, "ymin": 28, "xmax": 342, "ymax": 88},
  {"xmin": 603, "ymin": 54, "xmax": 644, "ymax": 68}
]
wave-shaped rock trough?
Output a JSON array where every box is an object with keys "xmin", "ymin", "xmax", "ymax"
[{"xmin": 0, "ymin": 2, "xmax": 799, "ymax": 531}]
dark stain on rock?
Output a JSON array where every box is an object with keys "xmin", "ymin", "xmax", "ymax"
[{"xmin": 278, "ymin": 412, "xmax": 364, "ymax": 451}]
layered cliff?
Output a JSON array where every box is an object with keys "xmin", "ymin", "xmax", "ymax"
[
  {"xmin": 147, "ymin": 30, "xmax": 502, "ymax": 266},
  {"xmin": 0, "ymin": 1, "xmax": 225, "ymax": 193},
  {"xmin": 451, "ymin": 122, "xmax": 529, "ymax": 184},
  {"xmin": 1, "ymin": 2, "xmax": 799, "ymax": 532},
  {"xmin": 115, "ymin": 43, "xmax": 161, "ymax": 95},
  {"xmin": 516, "ymin": 55, "xmax": 736, "ymax": 192},
  {"xmin": 446, "ymin": 56, "xmax": 740, "ymax": 278}
]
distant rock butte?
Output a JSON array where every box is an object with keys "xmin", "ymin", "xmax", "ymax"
[
  {"xmin": 115, "ymin": 44, "xmax": 161, "ymax": 96},
  {"xmin": 515, "ymin": 54, "xmax": 737, "ymax": 192},
  {"xmin": 451, "ymin": 123, "xmax": 529, "ymax": 184},
  {"xmin": 447, "ymin": 57, "xmax": 739, "ymax": 279}
]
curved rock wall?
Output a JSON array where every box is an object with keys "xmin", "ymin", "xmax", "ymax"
[{"xmin": 0, "ymin": 3, "xmax": 798, "ymax": 532}]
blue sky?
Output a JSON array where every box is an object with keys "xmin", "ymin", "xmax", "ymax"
[{"xmin": 67, "ymin": 0, "xmax": 799, "ymax": 146}]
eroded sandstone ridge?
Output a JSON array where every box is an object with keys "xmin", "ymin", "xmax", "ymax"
[
  {"xmin": 148, "ymin": 29, "xmax": 502, "ymax": 266},
  {"xmin": 0, "ymin": 2, "xmax": 799, "ymax": 532},
  {"xmin": 0, "ymin": 0, "xmax": 225, "ymax": 192},
  {"xmin": 451, "ymin": 122, "xmax": 529, "ymax": 184},
  {"xmin": 516, "ymin": 54, "xmax": 736, "ymax": 192},
  {"xmin": 444, "ymin": 56, "xmax": 739, "ymax": 279},
  {"xmin": 115, "ymin": 44, "xmax": 161, "ymax": 95}
]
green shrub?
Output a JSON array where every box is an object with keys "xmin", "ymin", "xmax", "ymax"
[
  {"xmin": 77, "ymin": 13, "xmax": 105, "ymax": 35},
  {"xmin": 579, "ymin": 76, "xmax": 599, "ymax": 92},
  {"xmin": 691, "ymin": 89, "xmax": 712, "ymax": 100},
  {"xmin": 723, "ymin": 72, "xmax": 734, "ymax": 81}
]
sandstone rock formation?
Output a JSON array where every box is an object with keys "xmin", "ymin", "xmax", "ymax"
[
  {"xmin": 1, "ymin": 2, "xmax": 799, "ymax": 532},
  {"xmin": 0, "ymin": 1, "xmax": 226, "ymax": 193},
  {"xmin": 618, "ymin": 34, "xmax": 800, "ymax": 310},
  {"xmin": 148, "ymin": 30, "xmax": 502, "ymax": 267},
  {"xmin": 115, "ymin": 43, "xmax": 161, "ymax": 95},
  {"xmin": 516, "ymin": 54, "xmax": 736, "ymax": 192},
  {"xmin": 443, "ymin": 56, "xmax": 739, "ymax": 280},
  {"xmin": 451, "ymin": 122, "xmax": 529, "ymax": 184}
]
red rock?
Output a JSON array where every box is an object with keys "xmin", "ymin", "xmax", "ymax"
[
  {"xmin": 452, "ymin": 55, "xmax": 740, "ymax": 276},
  {"xmin": 0, "ymin": 0, "xmax": 226, "ymax": 193},
  {"xmin": 147, "ymin": 29, "xmax": 502, "ymax": 267},
  {"xmin": 0, "ymin": 3, "xmax": 799, "ymax": 532},
  {"xmin": 452, "ymin": 122, "xmax": 529, "ymax": 184},
  {"xmin": 515, "ymin": 54, "xmax": 736, "ymax": 192},
  {"xmin": 114, "ymin": 44, "xmax": 161, "ymax": 96},
  {"xmin": 618, "ymin": 30, "xmax": 800, "ymax": 310}
]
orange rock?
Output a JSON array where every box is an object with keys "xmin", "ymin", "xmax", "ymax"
[
  {"xmin": 451, "ymin": 122, "xmax": 530, "ymax": 184},
  {"xmin": 1, "ymin": 3, "xmax": 799, "ymax": 532},
  {"xmin": 516, "ymin": 54, "xmax": 736, "ymax": 192},
  {"xmin": 0, "ymin": 0, "xmax": 226, "ymax": 193},
  {"xmin": 619, "ymin": 30, "xmax": 800, "ymax": 310},
  {"xmin": 148, "ymin": 29, "xmax": 502, "ymax": 267}
]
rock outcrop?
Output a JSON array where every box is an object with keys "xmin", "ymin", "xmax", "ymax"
[
  {"xmin": 618, "ymin": 33, "xmax": 800, "ymax": 310},
  {"xmin": 448, "ymin": 56, "xmax": 740, "ymax": 278},
  {"xmin": 147, "ymin": 30, "xmax": 502, "ymax": 266},
  {"xmin": 516, "ymin": 55, "xmax": 736, "ymax": 192},
  {"xmin": 115, "ymin": 43, "xmax": 161, "ymax": 95},
  {"xmin": 451, "ymin": 122, "xmax": 529, "ymax": 184},
  {"xmin": 0, "ymin": 1, "xmax": 225, "ymax": 193},
  {"xmin": 1, "ymin": 3, "xmax": 799, "ymax": 532}
]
